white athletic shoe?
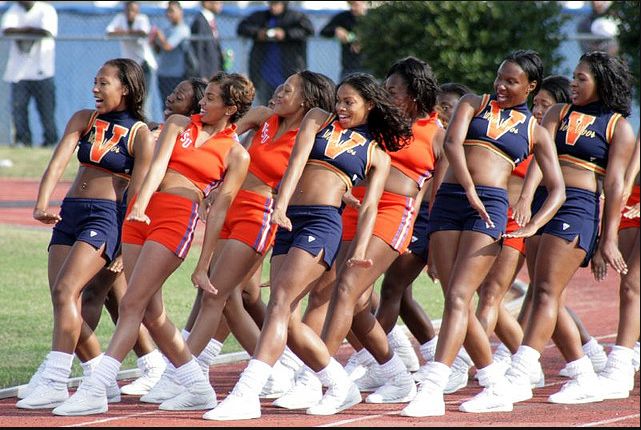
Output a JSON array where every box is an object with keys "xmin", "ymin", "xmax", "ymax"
[
  {"xmin": 529, "ymin": 362, "xmax": 545, "ymax": 388},
  {"xmin": 400, "ymin": 382, "xmax": 445, "ymax": 417},
  {"xmin": 272, "ymin": 369, "xmax": 323, "ymax": 409},
  {"xmin": 159, "ymin": 380, "xmax": 216, "ymax": 411},
  {"xmin": 52, "ymin": 381, "xmax": 108, "ymax": 416},
  {"xmin": 140, "ymin": 371, "xmax": 183, "ymax": 404},
  {"xmin": 598, "ymin": 365, "xmax": 634, "ymax": 400},
  {"xmin": 16, "ymin": 379, "xmax": 69, "ymax": 410},
  {"xmin": 354, "ymin": 364, "xmax": 385, "ymax": 392},
  {"xmin": 306, "ymin": 381, "xmax": 362, "ymax": 416},
  {"xmin": 444, "ymin": 364, "xmax": 469, "ymax": 394},
  {"xmin": 202, "ymin": 390, "xmax": 261, "ymax": 421},
  {"xmin": 344, "ymin": 352, "xmax": 368, "ymax": 382},
  {"xmin": 389, "ymin": 326, "xmax": 420, "ymax": 372},
  {"xmin": 459, "ymin": 384, "xmax": 513, "ymax": 413},
  {"xmin": 107, "ymin": 381, "xmax": 121, "ymax": 403},
  {"xmin": 120, "ymin": 357, "xmax": 166, "ymax": 396},
  {"xmin": 259, "ymin": 361, "xmax": 295, "ymax": 399},
  {"xmin": 548, "ymin": 374, "xmax": 604, "ymax": 404},
  {"xmin": 16, "ymin": 361, "xmax": 46, "ymax": 400},
  {"xmin": 505, "ymin": 368, "xmax": 533, "ymax": 404},
  {"xmin": 365, "ymin": 371, "xmax": 417, "ymax": 404},
  {"xmin": 633, "ymin": 344, "xmax": 640, "ymax": 372}
]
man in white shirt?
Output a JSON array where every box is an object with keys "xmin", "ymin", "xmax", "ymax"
[
  {"xmin": 106, "ymin": 1, "xmax": 157, "ymax": 115},
  {"xmin": 1, "ymin": 1, "xmax": 58, "ymax": 147}
]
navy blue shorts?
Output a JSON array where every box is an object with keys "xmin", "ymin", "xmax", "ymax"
[
  {"xmin": 272, "ymin": 205, "xmax": 343, "ymax": 269},
  {"xmin": 49, "ymin": 197, "xmax": 119, "ymax": 262},
  {"xmin": 407, "ymin": 200, "xmax": 430, "ymax": 262},
  {"xmin": 428, "ymin": 183, "xmax": 508, "ymax": 240},
  {"xmin": 532, "ymin": 186, "xmax": 599, "ymax": 267}
]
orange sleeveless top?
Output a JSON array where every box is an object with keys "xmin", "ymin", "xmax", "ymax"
[
  {"xmin": 247, "ymin": 114, "xmax": 298, "ymax": 189},
  {"xmin": 167, "ymin": 114, "xmax": 238, "ymax": 196},
  {"xmin": 389, "ymin": 112, "xmax": 442, "ymax": 188},
  {"xmin": 511, "ymin": 154, "xmax": 533, "ymax": 179}
]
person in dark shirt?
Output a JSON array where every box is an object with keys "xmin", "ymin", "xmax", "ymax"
[
  {"xmin": 237, "ymin": 1, "xmax": 314, "ymax": 105},
  {"xmin": 320, "ymin": 1, "xmax": 368, "ymax": 79},
  {"xmin": 190, "ymin": 1, "xmax": 224, "ymax": 80}
]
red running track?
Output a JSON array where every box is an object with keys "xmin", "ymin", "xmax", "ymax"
[{"xmin": 0, "ymin": 179, "xmax": 638, "ymax": 427}]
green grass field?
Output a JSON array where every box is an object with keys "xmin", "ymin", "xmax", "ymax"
[{"xmin": 0, "ymin": 146, "xmax": 444, "ymax": 389}]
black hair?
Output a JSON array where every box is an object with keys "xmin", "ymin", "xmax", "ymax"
[
  {"xmin": 503, "ymin": 49, "xmax": 544, "ymax": 94},
  {"xmin": 298, "ymin": 70, "xmax": 336, "ymax": 114},
  {"xmin": 209, "ymin": 72, "xmax": 255, "ymax": 123},
  {"xmin": 385, "ymin": 56, "xmax": 439, "ymax": 117},
  {"xmin": 187, "ymin": 77, "xmax": 208, "ymax": 115},
  {"xmin": 339, "ymin": 73, "xmax": 412, "ymax": 152},
  {"xmin": 579, "ymin": 51, "xmax": 632, "ymax": 117},
  {"xmin": 167, "ymin": 1, "xmax": 182, "ymax": 9},
  {"xmin": 104, "ymin": 58, "xmax": 146, "ymax": 122},
  {"xmin": 537, "ymin": 75, "xmax": 571, "ymax": 104},
  {"xmin": 439, "ymin": 82, "xmax": 473, "ymax": 99}
]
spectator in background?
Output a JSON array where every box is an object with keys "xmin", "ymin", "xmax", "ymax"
[
  {"xmin": 1, "ymin": 1, "xmax": 58, "ymax": 147},
  {"xmin": 150, "ymin": 0, "xmax": 191, "ymax": 112},
  {"xmin": 577, "ymin": 0, "xmax": 619, "ymax": 55},
  {"xmin": 320, "ymin": 0, "xmax": 368, "ymax": 80},
  {"xmin": 237, "ymin": 0, "xmax": 314, "ymax": 106},
  {"xmin": 190, "ymin": 1, "xmax": 224, "ymax": 79},
  {"xmin": 105, "ymin": 1, "xmax": 158, "ymax": 115}
]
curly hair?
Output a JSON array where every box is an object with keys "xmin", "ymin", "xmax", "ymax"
[
  {"xmin": 537, "ymin": 75, "xmax": 571, "ymax": 104},
  {"xmin": 503, "ymin": 50, "xmax": 544, "ymax": 95},
  {"xmin": 385, "ymin": 56, "xmax": 439, "ymax": 117},
  {"xmin": 579, "ymin": 51, "xmax": 632, "ymax": 117},
  {"xmin": 186, "ymin": 77, "xmax": 207, "ymax": 115},
  {"xmin": 209, "ymin": 72, "xmax": 255, "ymax": 123},
  {"xmin": 104, "ymin": 58, "xmax": 146, "ymax": 122},
  {"xmin": 297, "ymin": 70, "xmax": 336, "ymax": 114},
  {"xmin": 339, "ymin": 73, "xmax": 412, "ymax": 152},
  {"xmin": 439, "ymin": 82, "xmax": 473, "ymax": 99}
]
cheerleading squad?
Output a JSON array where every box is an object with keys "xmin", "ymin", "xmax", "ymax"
[{"xmin": 15, "ymin": 48, "xmax": 640, "ymax": 420}]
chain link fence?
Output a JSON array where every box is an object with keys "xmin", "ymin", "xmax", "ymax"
[{"xmin": 0, "ymin": 3, "xmax": 637, "ymax": 147}]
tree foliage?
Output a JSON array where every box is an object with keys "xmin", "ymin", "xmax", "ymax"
[
  {"xmin": 610, "ymin": 1, "xmax": 640, "ymax": 100},
  {"xmin": 357, "ymin": 1, "xmax": 568, "ymax": 93}
]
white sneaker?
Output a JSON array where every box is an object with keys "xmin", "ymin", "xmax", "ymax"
[
  {"xmin": 389, "ymin": 326, "xmax": 420, "ymax": 372},
  {"xmin": 120, "ymin": 358, "xmax": 165, "ymax": 396},
  {"xmin": 444, "ymin": 364, "xmax": 469, "ymax": 394},
  {"xmin": 529, "ymin": 362, "xmax": 545, "ymax": 388},
  {"xmin": 633, "ymin": 344, "xmax": 640, "ymax": 372},
  {"xmin": 400, "ymin": 382, "xmax": 445, "ymax": 417},
  {"xmin": 598, "ymin": 366, "xmax": 634, "ymax": 400},
  {"xmin": 107, "ymin": 381, "xmax": 121, "ymax": 403},
  {"xmin": 17, "ymin": 361, "xmax": 46, "ymax": 400},
  {"xmin": 459, "ymin": 385, "xmax": 513, "ymax": 413},
  {"xmin": 16, "ymin": 379, "xmax": 69, "ymax": 409},
  {"xmin": 273, "ymin": 369, "xmax": 323, "ymax": 409},
  {"xmin": 366, "ymin": 372, "xmax": 417, "ymax": 404},
  {"xmin": 202, "ymin": 390, "xmax": 261, "ymax": 421},
  {"xmin": 140, "ymin": 371, "xmax": 183, "ymax": 404},
  {"xmin": 548, "ymin": 374, "xmax": 604, "ymax": 404},
  {"xmin": 306, "ymin": 382, "xmax": 362, "ymax": 415},
  {"xmin": 505, "ymin": 368, "xmax": 533, "ymax": 403},
  {"xmin": 344, "ymin": 352, "xmax": 368, "ymax": 381},
  {"xmin": 159, "ymin": 380, "xmax": 216, "ymax": 411},
  {"xmin": 52, "ymin": 381, "xmax": 108, "ymax": 416},
  {"xmin": 354, "ymin": 364, "xmax": 385, "ymax": 392},
  {"xmin": 259, "ymin": 361, "xmax": 295, "ymax": 399}
]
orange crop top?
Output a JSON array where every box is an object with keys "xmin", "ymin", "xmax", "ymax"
[
  {"xmin": 167, "ymin": 114, "xmax": 238, "ymax": 196},
  {"xmin": 247, "ymin": 114, "xmax": 298, "ymax": 189},
  {"xmin": 511, "ymin": 154, "xmax": 533, "ymax": 179},
  {"xmin": 389, "ymin": 112, "xmax": 442, "ymax": 188}
]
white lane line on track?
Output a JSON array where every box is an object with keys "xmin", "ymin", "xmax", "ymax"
[
  {"xmin": 579, "ymin": 413, "xmax": 640, "ymax": 427},
  {"xmin": 61, "ymin": 410, "xmax": 159, "ymax": 427}
]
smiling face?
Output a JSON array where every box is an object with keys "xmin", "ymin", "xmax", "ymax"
[
  {"xmin": 92, "ymin": 64, "xmax": 128, "ymax": 114},
  {"xmin": 164, "ymin": 80, "xmax": 196, "ymax": 120},
  {"xmin": 271, "ymin": 74, "xmax": 304, "ymax": 117},
  {"xmin": 335, "ymin": 83, "xmax": 372, "ymax": 128},
  {"xmin": 199, "ymin": 82, "xmax": 236, "ymax": 124},
  {"xmin": 571, "ymin": 61, "xmax": 599, "ymax": 106},
  {"xmin": 532, "ymin": 89, "xmax": 557, "ymax": 125},
  {"xmin": 493, "ymin": 60, "xmax": 535, "ymax": 108}
]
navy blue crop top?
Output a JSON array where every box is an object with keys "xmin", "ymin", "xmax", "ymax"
[
  {"xmin": 308, "ymin": 115, "xmax": 378, "ymax": 189},
  {"xmin": 463, "ymin": 94, "xmax": 536, "ymax": 168},
  {"xmin": 555, "ymin": 102, "xmax": 622, "ymax": 176},
  {"xmin": 77, "ymin": 110, "xmax": 145, "ymax": 179}
]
